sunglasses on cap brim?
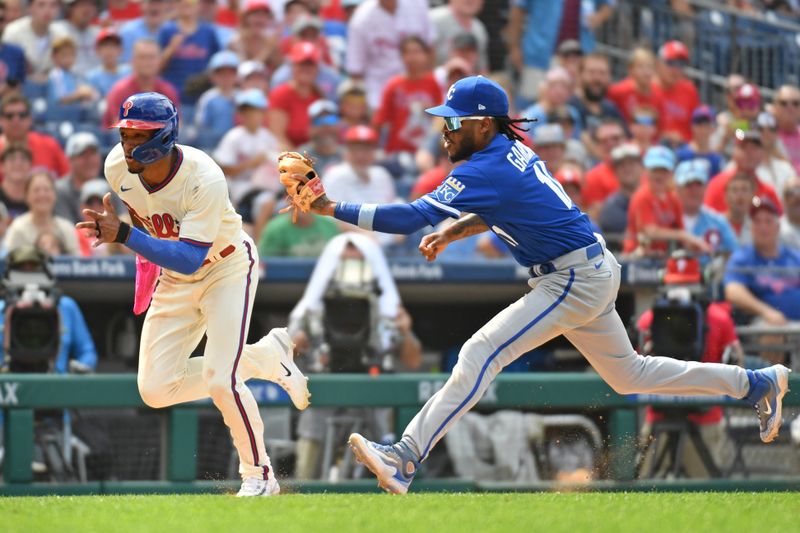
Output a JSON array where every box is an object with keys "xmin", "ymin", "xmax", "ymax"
[{"xmin": 443, "ymin": 116, "xmax": 489, "ymax": 132}]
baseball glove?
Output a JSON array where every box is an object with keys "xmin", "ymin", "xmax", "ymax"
[{"xmin": 278, "ymin": 151, "xmax": 326, "ymax": 222}]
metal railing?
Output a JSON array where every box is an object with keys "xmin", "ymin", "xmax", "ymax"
[{"xmin": 596, "ymin": 0, "xmax": 800, "ymax": 107}]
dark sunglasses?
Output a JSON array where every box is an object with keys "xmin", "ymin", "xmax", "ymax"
[
  {"xmin": 3, "ymin": 111, "xmax": 29, "ymax": 119},
  {"xmin": 778, "ymin": 99, "xmax": 800, "ymax": 107}
]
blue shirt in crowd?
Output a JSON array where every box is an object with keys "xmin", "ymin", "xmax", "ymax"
[
  {"xmin": 194, "ymin": 87, "xmax": 236, "ymax": 147},
  {"xmin": 675, "ymin": 145, "xmax": 725, "ymax": 179},
  {"xmin": 689, "ymin": 206, "xmax": 738, "ymax": 257},
  {"xmin": 724, "ymin": 244, "xmax": 800, "ymax": 320},
  {"xmin": 158, "ymin": 21, "xmax": 220, "ymax": 102},
  {"xmin": 119, "ymin": 18, "xmax": 160, "ymax": 63},
  {"xmin": 86, "ymin": 64, "xmax": 132, "ymax": 97},
  {"xmin": 0, "ymin": 43, "xmax": 26, "ymax": 86}
]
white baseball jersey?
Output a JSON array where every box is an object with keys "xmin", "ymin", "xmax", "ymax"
[{"xmin": 105, "ymin": 143, "xmax": 244, "ymax": 276}]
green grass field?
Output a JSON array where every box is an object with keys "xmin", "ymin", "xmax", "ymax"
[{"xmin": 1, "ymin": 493, "xmax": 797, "ymax": 533}]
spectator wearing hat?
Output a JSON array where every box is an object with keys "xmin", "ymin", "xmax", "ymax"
[
  {"xmin": 0, "ymin": 144, "xmax": 31, "ymax": 219},
  {"xmin": 598, "ymin": 142, "xmax": 642, "ymax": 238},
  {"xmin": 725, "ymin": 195, "xmax": 800, "ymax": 325},
  {"xmin": 522, "ymin": 66, "xmax": 583, "ymax": 139},
  {"xmin": 429, "ymin": 1, "xmax": 489, "ymax": 73},
  {"xmin": 75, "ymin": 178, "xmax": 116, "ymax": 256},
  {"xmin": 269, "ymin": 41, "xmax": 325, "ymax": 148},
  {"xmin": 271, "ymin": 19, "xmax": 342, "ymax": 102},
  {"xmin": 531, "ymin": 124, "xmax": 566, "ymax": 175},
  {"xmin": 52, "ymin": 0, "xmax": 101, "ymax": 74},
  {"xmin": 712, "ymin": 82, "xmax": 762, "ymax": 158},
  {"xmin": 780, "ymin": 177, "xmax": 800, "ymax": 249},
  {"xmin": 86, "ymin": 29, "xmax": 132, "ymax": 98},
  {"xmin": 103, "ymin": 39, "xmax": 180, "ymax": 128},
  {"xmin": 624, "ymin": 146, "xmax": 710, "ymax": 256},
  {"xmin": 238, "ymin": 59, "xmax": 269, "ymax": 94},
  {"xmin": 158, "ymin": 0, "xmax": 221, "ymax": 103},
  {"xmin": 755, "ymin": 111, "xmax": 798, "ymax": 199},
  {"xmin": 674, "ymin": 159, "xmax": 738, "ymax": 259},
  {"xmin": 0, "ymin": 93, "xmax": 69, "ymax": 179},
  {"xmin": 724, "ymin": 171, "xmax": 756, "ymax": 245},
  {"xmin": 507, "ymin": 0, "xmax": 613, "ymax": 104},
  {"xmin": 322, "ymin": 125, "xmax": 398, "ymax": 243},
  {"xmin": 47, "ymin": 35, "xmax": 99, "ymax": 110},
  {"xmin": 55, "ymin": 132, "xmax": 108, "ymax": 223},
  {"xmin": 119, "ymin": 0, "xmax": 172, "ymax": 63},
  {"xmin": 214, "ymin": 88, "xmax": 281, "ymax": 206},
  {"xmin": 2, "ymin": 0, "xmax": 67, "ymax": 79},
  {"xmin": 704, "ymin": 129, "xmax": 781, "ymax": 214},
  {"xmin": 373, "ymin": 35, "xmax": 441, "ymax": 156},
  {"xmin": 4, "ymin": 170, "xmax": 80, "ymax": 255},
  {"xmin": 0, "ymin": 1, "xmax": 27, "ymax": 93},
  {"xmin": 229, "ymin": 0, "xmax": 281, "ymax": 71},
  {"xmin": 280, "ymin": 14, "xmax": 334, "ymax": 66},
  {"xmin": 774, "ymin": 84, "xmax": 800, "ymax": 175},
  {"xmin": 569, "ymin": 52, "xmax": 625, "ymax": 160},
  {"xmin": 583, "ymin": 119, "xmax": 628, "ymax": 215},
  {"xmin": 194, "ymin": 50, "xmax": 240, "ymax": 148},
  {"xmin": 675, "ymin": 105, "xmax": 725, "ymax": 179},
  {"xmin": 556, "ymin": 39, "xmax": 583, "ymax": 81},
  {"xmin": 345, "ymin": 0, "xmax": 433, "ymax": 110},
  {"xmin": 432, "ymin": 36, "xmax": 477, "ymax": 94},
  {"xmin": 299, "ymin": 99, "xmax": 344, "ymax": 175},
  {"xmin": 607, "ymin": 47, "xmax": 665, "ymax": 134},
  {"xmin": 654, "ymin": 40, "xmax": 700, "ymax": 144}
]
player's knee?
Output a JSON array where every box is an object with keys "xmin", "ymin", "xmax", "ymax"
[
  {"xmin": 203, "ymin": 369, "xmax": 231, "ymax": 401},
  {"xmin": 138, "ymin": 381, "xmax": 171, "ymax": 409}
]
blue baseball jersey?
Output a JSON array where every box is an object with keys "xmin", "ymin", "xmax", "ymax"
[{"xmin": 415, "ymin": 133, "xmax": 598, "ymax": 266}]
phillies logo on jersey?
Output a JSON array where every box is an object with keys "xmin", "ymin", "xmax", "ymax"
[
  {"xmin": 435, "ymin": 176, "xmax": 465, "ymax": 204},
  {"xmin": 122, "ymin": 100, "xmax": 134, "ymax": 117}
]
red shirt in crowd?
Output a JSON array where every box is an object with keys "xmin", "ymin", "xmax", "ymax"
[
  {"xmin": 104, "ymin": 1, "xmax": 142, "ymax": 22},
  {"xmin": 656, "ymin": 78, "xmax": 700, "ymax": 142},
  {"xmin": 623, "ymin": 181, "xmax": 683, "ymax": 253},
  {"xmin": 268, "ymin": 83, "xmax": 322, "ymax": 148},
  {"xmin": 411, "ymin": 164, "xmax": 448, "ymax": 199},
  {"xmin": 0, "ymin": 132, "xmax": 69, "ymax": 180},
  {"xmin": 373, "ymin": 74, "xmax": 442, "ymax": 154},
  {"xmin": 637, "ymin": 302, "xmax": 737, "ymax": 425},
  {"xmin": 607, "ymin": 77, "xmax": 666, "ymax": 131},
  {"xmin": 103, "ymin": 76, "xmax": 181, "ymax": 128},
  {"xmin": 582, "ymin": 161, "xmax": 619, "ymax": 208},
  {"xmin": 703, "ymin": 167, "xmax": 782, "ymax": 214}
]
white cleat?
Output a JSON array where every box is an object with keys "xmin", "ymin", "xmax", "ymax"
[
  {"xmin": 236, "ymin": 476, "xmax": 280, "ymax": 497},
  {"xmin": 254, "ymin": 328, "xmax": 310, "ymax": 410}
]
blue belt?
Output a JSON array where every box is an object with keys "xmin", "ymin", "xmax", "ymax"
[{"xmin": 528, "ymin": 242, "xmax": 604, "ymax": 278}]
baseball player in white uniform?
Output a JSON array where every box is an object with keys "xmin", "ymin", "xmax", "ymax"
[
  {"xmin": 78, "ymin": 92, "xmax": 310, "ymax": 497},
  {"xmin": 281, "ymin": 76, "xmax": 791, "ymax": 494}
]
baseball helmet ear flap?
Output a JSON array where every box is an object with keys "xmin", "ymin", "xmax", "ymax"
[{"xmin": 112, "ymin": 92, "xmax": 179, "ymax": 164}]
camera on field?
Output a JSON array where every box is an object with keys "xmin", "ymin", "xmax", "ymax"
[
  {"xmin": 1, "ymin": 246, "xmax": 60, "ymax": 373},
  {"xmin": 307, "ymin": 255, "xmax": 400, "ymax": 374}
]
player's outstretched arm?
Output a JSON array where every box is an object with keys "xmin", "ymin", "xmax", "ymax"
[
  {"xmin": 419, "ymin": 214, "xmax": 489, "ymax": 262},
  {"xmin": 76, "ymin": 193, "xmax": 210, "ymax": 275}
]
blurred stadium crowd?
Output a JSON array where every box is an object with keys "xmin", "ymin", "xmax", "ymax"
[{"xmin": 1, "ymin": 0, "xmax": 800, "ymax": 483}]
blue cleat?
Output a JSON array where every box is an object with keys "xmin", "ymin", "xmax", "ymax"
[
  {"xmin": 348, "ymin": 433, "xmax": 419, "ymax": 494},
  {"xmin": 744, "ymin": 365, "xmax": 791, "ymax": 443}
]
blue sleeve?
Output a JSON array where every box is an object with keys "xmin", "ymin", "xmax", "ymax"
[
  {"xmin": 126, "ymin": 227, "xmax": 209, "ymax": 275},
  {"xmin": 334, "ymin": 199, "xmax": 446, "ymax": 235},
  {"xmin": 718, "ymin": 219, "xmax": 739, "ymax": 255},
  {"xmin": 59, "ymin": 296, "xmax": 98, "ymax": 371},
  {"xmin": 723, "ymin": 249, "xmax": 752, "ymax": 287},
  {"xmin": 422, "ymin": 170, "xmax": 499, "ymax": 219},
  {"xmin": 158, "ymin": 23, "xmax": 176, "ymax": 49}
]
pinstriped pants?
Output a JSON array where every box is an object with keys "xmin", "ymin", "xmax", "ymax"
[{"xmin": 403, "ymin": 249, "xmax": 751, "ymax": 461}]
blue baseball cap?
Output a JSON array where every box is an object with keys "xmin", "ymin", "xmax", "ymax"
[
  {"xmin": 208, "ymin": 50, "xmax": 240, "ymax": 72},
  {"xmin": 643, "ymin": 146, "xmax": 676, "ymax": 171},
  {"xmin": 426, "ymin": 75, "xmax": 509, "ymax": 118},
  {"xmin": 674, "ymin": 159, "xmax": 710, "ymax": 186},
  {"xmin": 235, "ymin": 88, "xmax": 268, "ymax": 109}
]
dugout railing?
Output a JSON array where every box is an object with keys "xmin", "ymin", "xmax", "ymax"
[{"xmin": 0, "ymin": 373, "xmax": 798, "ymax": 495}]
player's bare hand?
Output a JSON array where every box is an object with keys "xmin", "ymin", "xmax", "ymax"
[
  {"xmin": 76, "ymin": 193, "xmax": 121, "ymax": 247},
  {"xmin": 419, "ymin": 231, "xmax": 449, "ymax": 262}
]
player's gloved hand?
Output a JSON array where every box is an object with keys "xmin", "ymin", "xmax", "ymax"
[
  {"xmin": 277, "ymin": 151, "xmax": 328, "ymax": 223},
  {"xmin": 76, "ymin": 193, "xmax": 128, "ymax": 246}
]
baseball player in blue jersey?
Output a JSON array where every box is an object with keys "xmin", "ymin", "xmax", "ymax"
[{"xmin": 286, "ymin": 76, "xmax": 790, "ymax": 494}]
